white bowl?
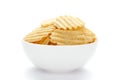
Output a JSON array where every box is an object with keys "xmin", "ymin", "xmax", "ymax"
[{"xmin": 22, "ymin": 40, "xmax": 97, "ymax": 72}]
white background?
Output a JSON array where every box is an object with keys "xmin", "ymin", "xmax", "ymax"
[{"xmin": 0, "ymin": 0, "xmax": 120, "ymax": 80}]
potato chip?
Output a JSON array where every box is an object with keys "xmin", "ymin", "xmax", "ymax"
[
  {"xmin": 24, "ymin": 26, "xmax": 55, "ymax": 43},
  {"xmin": 41, "ymin": 18, "xmax": 55, "ymax": 27},
  {"xmin": 50, "ymin": 36, "xmax": 86, "ymax": 45},
  {"xmin": 50, "ymin": 28, "xmax": 96, "ymax": 45},
  {"xmin": 33, "ymin": 37, "xmax": 48, "ymax": 44},
  {"xmin": 41, "ymin": 37, "xmax": 50, "ymax": 44},
  {"xmin": 24, "ymin": 15, "xmax": 96, "ymax": 45},
  {"xmin": 54, "ymin": 16, "xmax": 85, "ymax": 30},
  {"xmin": 24, "ymin": 36, "xmax": 47, "ymax": 42}
]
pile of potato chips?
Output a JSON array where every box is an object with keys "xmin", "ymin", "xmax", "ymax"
[{"xmin": 24, "ymin": 15, "xmax": 96, "ymax": 45}]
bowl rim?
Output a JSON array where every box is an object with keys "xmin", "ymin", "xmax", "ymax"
[{"xmin": 22, "ymin": 39, "xmax": 97, "ymax": 47}]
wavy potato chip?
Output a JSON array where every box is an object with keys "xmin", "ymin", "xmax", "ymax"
[
  {"xmin": 50, "ymin": 36, "xmax": 86, "ymax": 45},
  {"xmin": 24, "ymin": 26, "xmax": 55, "ymax": 43},
  {"xmin": 24, "ymin": 15, "xmax": 96, "ymax": 45},
  {"xmin": 54, "ymin": 16, "xmax": 85, "ymax": 30},
  {"xmin": 50, "ymin": 28, "xmax": 96, "ymax": 45},
  {"xmin": 41, "ymin": 18, "xmax": 55, "ymax": 27}
]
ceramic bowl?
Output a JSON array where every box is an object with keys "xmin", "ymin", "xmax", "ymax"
[{"xmin": 22, "ymin": 40, "xmax": 97, "ymax": 72}]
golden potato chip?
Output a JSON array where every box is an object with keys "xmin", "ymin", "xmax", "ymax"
[
  {"xmin": 24, "ymin": 15, "xmax": 96, "ymax": 45},
  {"xmin": 54, "ymin": 16, "xmax": 85, "ymax": 30},
  {"xmin": 24, "ymin": 36, "xmax": 47, "ymax": 43},
  {"xmin": 50, "ymin": 35, "xmax": 95, "ymax": 45},
  {"xmin": 41, "ymin": 37, "xmax": 50, "ymax": 44},
  {"xmin": 33, "ymin": 37, "xmax": 48, "ymax": 44},
  {"xmin": 52, "ymin": 29, "xmax": 82, "ymax": 35},
  {"xmin": 41, "ymin": 16, "xmax": 85, "ymax": 30},
  {"xmin": 50, "ymin": 28, "xmax": 96, "ymax": 45},
  {"xmin": 50, "ymin": 36, "xmax": 86, "ymax": 45},
  {"xmin": 64, "ymin": 16, "xmax": 81, "ymax": 29},
  {"xmin": 51, "ymin": 32, "xmax": 85, "ymax": 40},
  {"xmin": 24, "ymin": 26, "xmax": 55, "ymax": 43},
  {"xmin": 28, "ymin": 26, "xmax": 55, "ymax": 34},
  {"xmin": 41, "ymin": 18, "xmax": 55, "ymax": 27}
]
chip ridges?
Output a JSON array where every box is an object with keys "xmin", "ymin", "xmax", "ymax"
[
  {"xmin": 41, "ymin": 15, "xmax": 85, "ymax": 30},
  {"xmin": 24, "ymin": 15, "xmax": 96, "ymax": 45},
  {"xmin": 24, "ymin": 26, "xmax": 55, "ymax": 43},
  {"xmin": 50, "ymin": 28, "xmax": 96, "ymax": 45}
]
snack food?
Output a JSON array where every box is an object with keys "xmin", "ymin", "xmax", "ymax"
[
  {"xmin": 24, "ymin": 26, "xmax": 55, "ymax": 43},
  {"xmin": 24, "ymin": 15, "xmax": 96, "ymax": 45}
]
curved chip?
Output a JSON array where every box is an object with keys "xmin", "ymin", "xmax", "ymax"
[
  {"xmin": 54, "ymin": 16, "xmax": 85, "ymax": 30},
  {"xmin": 24, "ymin": 15, "xmax": 96, "ymax": 45},
  {"xmin": 41, "ymin": 18, "xmax": 55, "ymax": 27},
  {"xmin": 24, "ymin": 26, "xmax": 55, "ymax": 43},
  {"xmin": 50, "ymin": 28, "xmax": 96, "ymax": 45}
]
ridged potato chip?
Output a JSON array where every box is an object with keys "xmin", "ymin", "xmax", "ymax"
[
  {"xmin": 41, "ymin": 16, "xmax": 85, "ymax": 30},
  {"xmin": 41, "ymin": 18, "xmax": 55, "ymax": 27},
  {"xmin": 50, "ymin": 28, "xmax": 96, "ymax": 45},
  {"xmin": 24, "ymin": 26, "xmax": 55, "ymax": 43},
  {"xmin": 41, "ymin": 37, "xmax": 50, "ymax": 44},
  {"xmin": 54, "ymin": 16, "xmax": 85, "ymax": 30},
  {"xmin": 24, "ymin": 15, "xmax": 96, "ymax": 45}
]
